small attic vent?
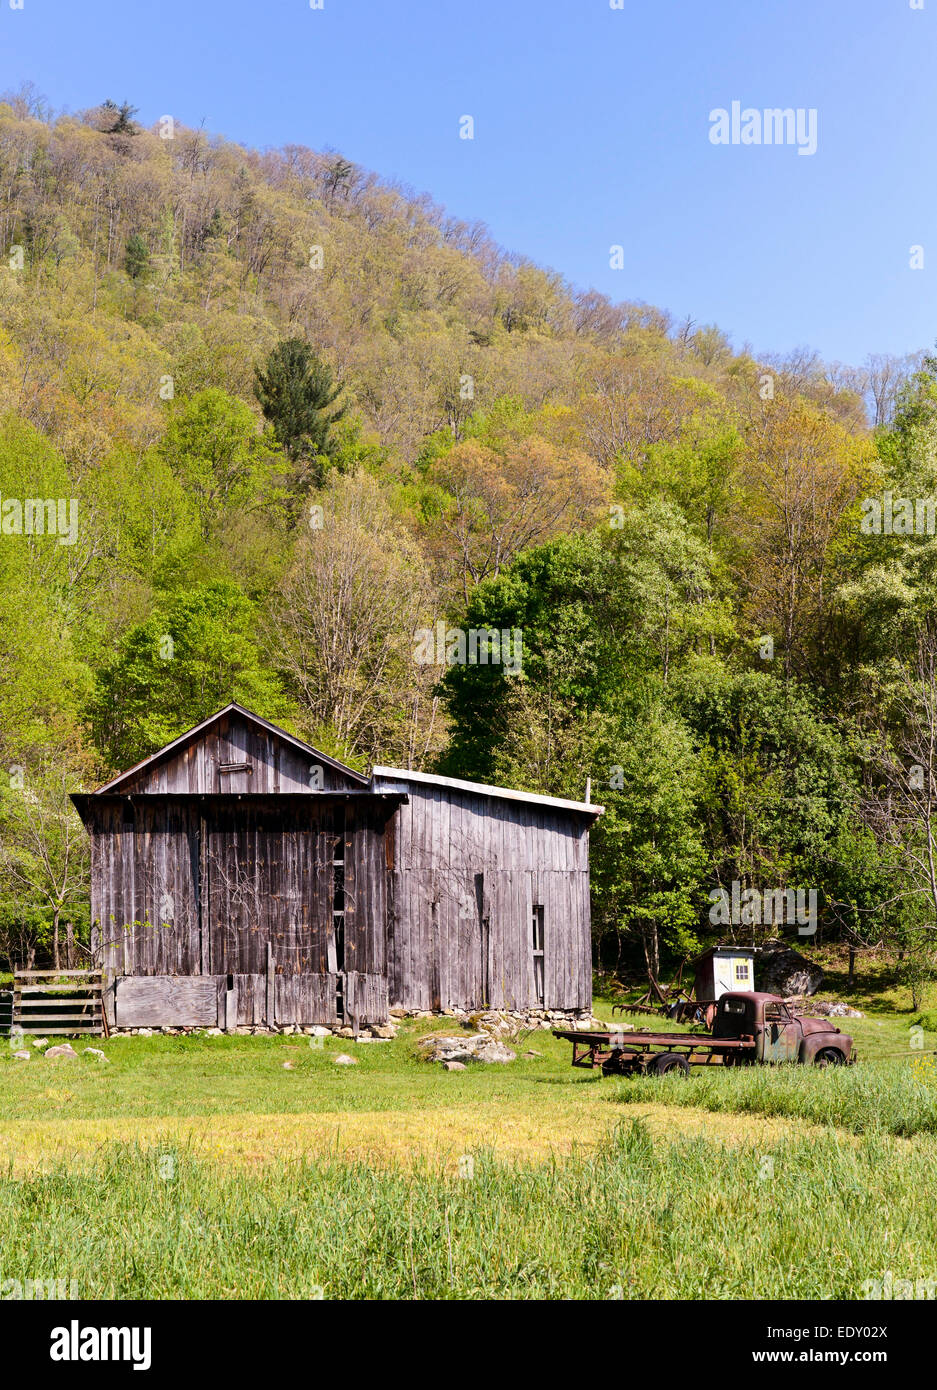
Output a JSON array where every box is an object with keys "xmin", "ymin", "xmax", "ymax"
[{"xmin": 218, "ymin": 762, "xmax": 253, "ymax": 774}]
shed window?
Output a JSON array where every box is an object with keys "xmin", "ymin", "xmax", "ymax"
[
  {"xmin": 734, "ymin": 962, "xmax": 748, "ymax": 981},
  {"xmin": 532, "ymin": 905, "xmax": 545, "ymax": 1005}
]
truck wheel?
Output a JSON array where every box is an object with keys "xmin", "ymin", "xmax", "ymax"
[
  {"xmin": 814, "ymin": 1047, "xmax": 845, "ymax": 1067},
  {"xmin": 651, "ymin": 1052, "xmax": 690, "ymax": 1077}
]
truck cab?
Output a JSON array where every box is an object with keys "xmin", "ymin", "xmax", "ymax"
[{"xmin": 713, "ymin": 991, "xmax": 854, "ymax": 1065}]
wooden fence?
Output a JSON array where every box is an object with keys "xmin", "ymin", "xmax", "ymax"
[{"xmin": 13, "ymin": 970, "xmax": 104, "ymax": 1036}]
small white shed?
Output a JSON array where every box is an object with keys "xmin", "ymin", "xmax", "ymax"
[{"xmin": 693, "ymin": 946, "xmax": 756, "ymax": 1002}]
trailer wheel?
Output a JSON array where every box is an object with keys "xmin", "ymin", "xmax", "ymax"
[
  {"xmin": 814, "ymin": 1047, "xmax": 846, "ymax": 1067},
  {"xmin": 650, "ymin": 1052, "xmax": 690, "ymax": 1077}
]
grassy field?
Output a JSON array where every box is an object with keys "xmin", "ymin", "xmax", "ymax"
[{"xmin": 2, "ymin": 993, "xmax": 936, "ymax": 1299}]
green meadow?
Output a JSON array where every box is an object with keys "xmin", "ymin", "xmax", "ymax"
[{"xmin": 1, "ymin": 997, "xmax": 935, "ymax": 1299}]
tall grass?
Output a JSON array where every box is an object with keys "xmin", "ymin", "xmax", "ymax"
[
  {"xmin": 612, "ymin": 1061, "xmax": 937, "ymax": 1138},
  {"xmin": 2, "ymin": 1122, "xmax": 936, "ymax": 1299}
]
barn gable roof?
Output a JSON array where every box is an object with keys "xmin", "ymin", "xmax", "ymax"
[
  {"xmin": 370, "ymin": 765, "xmax": 603, "ymax": 817},
  {"xmin": 93, "ymin": 703, "xmax": 370, "ymax": 794}
]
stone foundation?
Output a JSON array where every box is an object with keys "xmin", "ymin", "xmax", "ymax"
[{"xmin": 109, "ymin": 1005, "xmax": 603, "ymax": 1039}]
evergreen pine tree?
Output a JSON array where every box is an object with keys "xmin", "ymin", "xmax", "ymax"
[
  {"xmin": 254, "ymin": 338, "xmax": 347, "ymax": 486},
  {"xmin": 123, "ymin": 233, "xmax": 149, "ymax": 280}
]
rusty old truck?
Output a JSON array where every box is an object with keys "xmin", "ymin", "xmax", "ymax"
[{"xmin": 554, "ymin": 990, "xmax": 856, "ymax": 1076}]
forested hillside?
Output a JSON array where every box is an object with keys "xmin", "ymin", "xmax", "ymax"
[{"xmin": 1, "ymin": 87, "xmax": 934, "ymax": 985}]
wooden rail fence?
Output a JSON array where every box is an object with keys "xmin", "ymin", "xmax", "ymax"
[{"xmin": 13, "ymin": 970, "xmax": 104, "ymax": 1037}]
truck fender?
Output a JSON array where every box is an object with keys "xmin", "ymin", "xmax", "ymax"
[{"xmin": 799, "ymin": 1034, "xmax": 842, "ymax": 1064}]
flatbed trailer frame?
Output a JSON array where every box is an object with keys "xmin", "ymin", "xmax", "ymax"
[{"xmin": 553, "ymin": 1028, "xmax": 755, "ymax": 1075}]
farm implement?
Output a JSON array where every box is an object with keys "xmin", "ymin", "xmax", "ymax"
[{"xmin": 554, "ymin": 990, "xmax": 856, "ymax": 1076}]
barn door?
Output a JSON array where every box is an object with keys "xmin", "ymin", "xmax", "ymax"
[{"xmin": 205, "ymin": 804, "xmax": 327, "ymax": 976}]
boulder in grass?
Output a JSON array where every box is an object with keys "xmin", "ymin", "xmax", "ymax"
[
  {"xmin": 12, "ymin": 1050, "xmax": 29, "ymax": 1061},
  {"xmin": 419, "ymin": 1035, "xmax": 476, "ymax": 1064},
  {"xmin": 473, "ymin": 1040, "xmax": 516, "ymax": 1064},
  {"xmin": 755, "ymin": 939, "xmax": 823, "ymax": 998},
  {"xmin": 31, "ymin": 1038, "xmax": 49, "ymax": 1050},
  {"xmin": 333, "ymin": 1053, "xmax": 358, "ymax": 1066},
  {"xmin": 419, "ymin": 1033, "xmax": 516, "ymax": 1065},
  {"xmin": 83, "ymin": 1047, "xmax": 109, "ymax": 1062},
  {"xmin": 45, "ymin": 1043, "xmax": 78, "ymax": 1060},
  {"xmin": 443, "ymin": 1060, "xmax": 466, "ymax": 1071}
]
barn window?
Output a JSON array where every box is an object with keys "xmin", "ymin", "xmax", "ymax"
[
  {"xmin": 121, "ymin": 801, "xmax": 135, "ymax": 829},
  {"xmin": 532, "ymin": 905, "xmax": 545, "ymax": 1005},
  {"xmin": 735, "ymin": 962, "xmax": 748, "ymax": 981}
]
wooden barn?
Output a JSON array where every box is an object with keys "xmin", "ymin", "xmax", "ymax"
[{"xmin": 71, "ymin": 705, "xmax": 602, "ymax": 1033}]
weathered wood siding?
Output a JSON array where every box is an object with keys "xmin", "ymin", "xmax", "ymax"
[
  {"xmin": 115, "ymin": 975, "xmax": 217, "ymax": 1028},
  {"xmin": 381, "ymin": 783, "xmax": 592, "ymax": 1012},
  {"xmin": 113, "ymin": 970, "xmax": 387, "ymax": 1028},
  {"xmin": 113, "ymin": 710, "xmax": 364, "ymax": 795},
  {"xmin": 87, "ymin": 796, "xmax": 390, "ymax": 1026},
  {"xmin": 89, "ymin": 800, "xmax": 202, "ymax": 985},
  {"xmin": 209, "ymin": 802, "xmax": 325, "ymax": 975},
  {"xmin": 206, "ymin": 801, "xmax": 387, "ymax": 977}
]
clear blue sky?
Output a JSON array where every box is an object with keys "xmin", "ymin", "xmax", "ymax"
[{"xmin": 2, "ymin": 0, "xmax": 934, "ymax": 365}]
